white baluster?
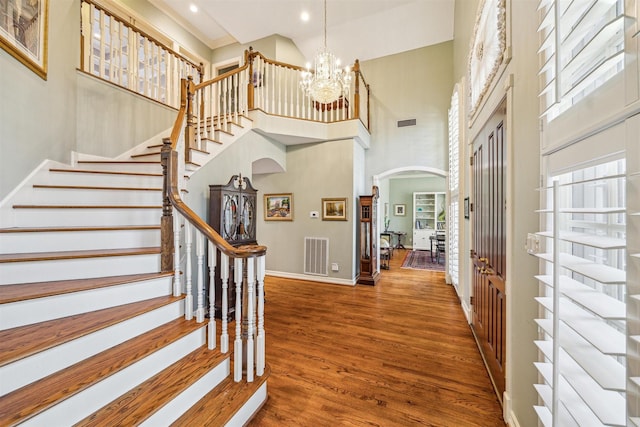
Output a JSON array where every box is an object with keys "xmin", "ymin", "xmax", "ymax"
[
  {"xmin": 256, "ymin": 254, "xmax": 266, "ymax": 376},
  {"xmin": 208, "ymin": 241, "xmax": 216, "ymax": 350},
  {"xmin": 195, "ymin": 232, "xmax": 205, "ymax": 323},
  {"xmin": 233, "ymin": 73, "xmax": 239, "ymax": 123},
  {"xmin": 246, "ymin": 257, "xmax": 255, "ymax": 383},
  {"xmin": 220, "ymin": 253, "xmax": 229, "ymax": 353},
  {"xmin": 195, "ymin": 90, "xmax": 202, "ymax": 149},
  {"xmin": 172, "ymin": 213, "xmax": 181, "ymax": 297},
  {"xmin": 184, "ymin": 221, "xmax": 193, "ymax": 320},
  {"xmin": 270, "ymin": 62, "xmax": 275, "ymax": 114},
  {"xmin": 234, "ymin": 257, "xmax": 243, "ymax": 382}
]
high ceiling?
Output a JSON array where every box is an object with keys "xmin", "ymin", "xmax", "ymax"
[{"xmin": 149, "ymin": 0, "xmax": 455, "ymax": 64}]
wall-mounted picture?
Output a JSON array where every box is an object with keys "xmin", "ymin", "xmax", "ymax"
[
  {"xmin": 322, "ymin": 198, "xmax": 347, "ymax": 221},
  {"xmin": 0, "ymin": 0, "xmax": 49, "ymax": 80},
  {"xmin": 264, "ymin": 193, "xmax": 293, "ymax": 221},
  {"xmin": 394, "ymin": 204, "xmax": 406, "ymax": 216}
]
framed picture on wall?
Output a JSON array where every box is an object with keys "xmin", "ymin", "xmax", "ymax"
[
  {"xmin": 322, "ymin": 198, "xmax": 347, "ymax": 221},
  {"xmin": 264, "ymin": 193, "xmax": 293, "ymax": 221},
  {"xmin": 394, "ymin": 204, "xmax": 406, "ymax": 216},
  {"xmin": 0, "ymin": 0, "xmax": 49, "ymax": 80}
]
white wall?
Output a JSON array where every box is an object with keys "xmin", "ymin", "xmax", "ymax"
[{"xmin": 452, "ymin": 0, "xmax": 541, "ymax": 425}]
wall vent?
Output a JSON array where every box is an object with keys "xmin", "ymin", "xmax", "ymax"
[
  {"xmin": 397, "ymin": 119, "xmax": 416, "ymax": 127},
  {"xmin": 304, "ymin": 237, "xmax": 329, "ymax": 276}
]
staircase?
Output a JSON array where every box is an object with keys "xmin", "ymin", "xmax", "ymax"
[{"xmin": 0, "ymin": 115, "xmax": 268, "ymax": 426}]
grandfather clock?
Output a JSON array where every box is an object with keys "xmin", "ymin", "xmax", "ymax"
[
  {"xmin": 358, "ymin": 186, "xmax": 379, "ymax": 285},
  {"xmin": 208, "ymin": 174, "xmax": 257, "ymax": 319}
]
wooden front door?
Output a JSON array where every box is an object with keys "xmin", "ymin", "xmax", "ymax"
[{"xmin": 471, "ymin": 117, "xmax": 507, "ymax": 401}]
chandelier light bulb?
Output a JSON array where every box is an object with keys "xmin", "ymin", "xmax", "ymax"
[{"xmin": 299, "ymin": 0, "xmax": 351, "ymax": 104}]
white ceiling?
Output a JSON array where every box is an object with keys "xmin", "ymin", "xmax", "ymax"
[{"xmin": 150, "ymin": 0, "xmax": 455, "ymax": 64}]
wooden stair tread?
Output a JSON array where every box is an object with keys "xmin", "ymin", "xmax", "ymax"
[
  {"xmin": 77, "ymin": 160, "xmax": 159, "ymax": 165},
  {"xmin": 200, "ymin": 137, "xmax": 223, "ymax": 145},
  {"xmin": 171, "ymin": 364, "xmax": 270, "ymax": 426},
  {"xmin": 0, "ymin": 272, "xmax": 172, "ymax": 304},
  {"xmin": 0, "ymin": 225, "xmax": 160, "ymax": 234},
  {"xmin": 32, "ymin": 184, "xmax": 161, "ymax": 191},
  {"xmin": 0, "ymin": 317, "xmax": 200, "ymax": 426},
  {"xmin": 0, "ymin": 294, "xmax": 182, "ymax": 367},
  {"xmin": 77, "ymin": 346, "xmax": 228, "ymax": 426},
  {"xmin": 0, "ymin": 246, "xmax": 160, "ymax": 263},
  {"xmin": 12, "ymin": 204, "xmax": 161, "ymax": 210},
  {"xmin": 49, "ymin": 168, "xmax": 162, "ymax": 177}
]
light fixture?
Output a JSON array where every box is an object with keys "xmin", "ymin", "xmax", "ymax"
[
  {"xmin": 189, "ymin": 4, "xmax": 198, "ymax": 13},
  {"xmin": 300, "ymin": 0, "xmax": 351, "ymax": 104}
]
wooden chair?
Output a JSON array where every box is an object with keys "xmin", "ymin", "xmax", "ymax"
[
  {"xmin": 435, "ymin": 233, "xmax": 446, "ymax": 264},
  {"xmin": 380, "ymin": 233, "xmax": 393, "ymax": 258}
]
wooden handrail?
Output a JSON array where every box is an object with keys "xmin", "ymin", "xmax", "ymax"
[
  {"xmin": 161, "ymin": 140, "xmax": 266, "ymax": 259},
  {"xmin": 168, "ymin": 78, "xmax": 189, "ymax": 150}
]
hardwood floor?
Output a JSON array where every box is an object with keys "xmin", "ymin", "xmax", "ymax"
[{"xmin": 249, "ymin": 249, "xmax": 505, "ymax": 427}]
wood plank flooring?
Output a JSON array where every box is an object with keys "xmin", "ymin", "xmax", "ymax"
[{"xmin": 249, "ymin": 249, "xmax": 505, "ymax": 427}]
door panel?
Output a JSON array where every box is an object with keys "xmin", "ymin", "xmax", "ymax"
[{"xmin": 471, "ymin": 119, "xmax": 506, "ymax": 400}]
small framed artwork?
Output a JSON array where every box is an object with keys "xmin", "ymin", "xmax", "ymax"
[
  {"xmin": 394, "ymin": 204, "xmax": 406, "ymax": 216},
  {"xmin": 322, "ymin": 198, "xmax": 347, "ymax": 221},
  {"xmin": 464, "ymin": 197, "xmax": 470, "ymax": 219},
  {"xmin": 0, "ymin": 0, "xmax": 49, "ymax": 80},
  {"xmin": 264, "ymin": 193, "xmax": 293, "ymax": 221}
]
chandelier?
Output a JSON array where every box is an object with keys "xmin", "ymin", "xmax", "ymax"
[{"xmin": 300, "ymin": 0, "xmax": 351, "ymax": 104}]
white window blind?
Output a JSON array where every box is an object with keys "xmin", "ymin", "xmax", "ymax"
[
  {"xmin": 447, "ymin": 89, "xmax": 460, "ymax": 287},
  {"xmin": 537, "ymin": 0, "xmax": 624, "ymax": 122},
  {"xmin": 531, "ymin": 159, "xmax": 626, "ymax": 426}
]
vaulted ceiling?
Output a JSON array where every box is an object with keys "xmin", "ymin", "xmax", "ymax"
[{"xmin": 150, "ymin": 0, "xmax": 455, "ymax": 63}]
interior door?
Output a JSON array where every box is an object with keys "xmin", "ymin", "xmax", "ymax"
[{"xmin": 471, "ymin": 115, "xmax": 507, "ymax": 401}]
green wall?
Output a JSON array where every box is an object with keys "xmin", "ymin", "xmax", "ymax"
[
  {"xmin": 387, "ymin": 176, "xmax": 446, "ymax": 247},
  {"xmin": 253, "ymin": 139, "xmax": 357, "ymax": 282}
]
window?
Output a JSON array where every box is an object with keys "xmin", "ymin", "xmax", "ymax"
[
  {"xmin": 81, "ymin": 1, "xmax": 201, "ymax": 108},
  {"xmin": 538, "ymin": 0, "xmax": 624, "ymax": 121},
  {"xmin": 532, "ymin": 159, "xmax": 626, "ymax": 426},
  {"xmin": 447, "ymin": 88, "xmax": 460, "ymax": 287}
]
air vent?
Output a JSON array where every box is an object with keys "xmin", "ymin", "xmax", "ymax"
[
  {"xmin": 397, "ymin": 119, "xmax": 416, "ymax": 127},
  {"xmin": 304, "ymin": 237, "xmax": 329, "ymax": 276}
]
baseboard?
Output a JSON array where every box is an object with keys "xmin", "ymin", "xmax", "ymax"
[
  {"xmin": 265, "ymin": 270, "xmax": 356, "ymax": 286},
  {"xmin": 460, "ymin": 298, "xmax": 472, "ymax": 323},
  {"xmin": 503, "ymin": 392, "xmax": 521, "ymax": 427}
]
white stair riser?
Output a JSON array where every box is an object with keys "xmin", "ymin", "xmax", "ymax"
[
  {"xmin": 20, "ymin": 327, "xmax": 206, "ymax": 427},
  {"xmin": 48, "ymin": 171, "xmax": 163, "ymax": 188},
  {"xmin": 0, "ymin": 228, "xmax": 160, "ymax": 254},
  {"xmin": 1, "ymin": 276, "xmax": 173, "ymax": 330},
  {"xmin": 0, "ymin": 300, "xmax": 184, "ymax": 396},
  {"xmin": 9, "ymin": 207, "xmax": 163, "ymax": 227},
  {"xmin": 140, "ymin": 358, "xmax": 231, "ymax": 427},
  {"xmin": 0, "ymin": 253, "xmax": 160, "ymax": 285},
  {"xmin": 225, "ymin": 383, "xmax": 268, "ymax": 427},
  {"xmin": 75, "ymin": 162, "xmax": 161, "ymax": 173},
  {"xmin": 11, "ymin": 187, "xmax": 163, "ymax": 205}
]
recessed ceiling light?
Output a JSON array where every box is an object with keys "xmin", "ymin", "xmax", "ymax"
[
  {"xmin": 189, "ymin": 4, "xmax": 198, "ymax": 13},
  {"xmin": 300, "ymin": 11, "xmax": 310, "ymax": 22}
]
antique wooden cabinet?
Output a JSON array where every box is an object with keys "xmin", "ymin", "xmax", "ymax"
[
  {"xmin": 208, "ymin": 174, "xmax": 257, "ymax": 319},
  {"xmin": 357, "ymin": 186, "xmax": 379, "ymax": 285}
]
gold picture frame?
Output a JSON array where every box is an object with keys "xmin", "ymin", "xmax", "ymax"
[
  {"xmin": 264, "ymin": 193, "xmax": 293, "ymax": 221},
  {"xmin": 322, "ymin": 198, "xmax": 347, "ymax": 221},
  {"xmin": 0, "ymin": 0, "xmax": 49, "ymax": 80}
]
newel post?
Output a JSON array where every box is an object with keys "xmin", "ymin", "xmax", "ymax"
[
  {"xmin": 247, "ymin": 48, "xmax": 255, "ymax": 110},
  {"xmin": 160, "ymin": 138, "xmax": 175, "ymax": 273},
  {"xmin": 184, "ymin": 75, "xmax": 196, "ymax": 162},
  {"xmin": 353, "ymin": 59, "xmax": 360, "ymax": 121}
]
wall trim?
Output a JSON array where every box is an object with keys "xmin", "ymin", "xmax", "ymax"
[
  {"xmin": 503, "ymin": 391, "xmax": 521, "ymax": 427},
  {"xmin": 373, "ymin": 166, "xmax": 448, "ymax": 185},
  {"xmin": 266, "ymin": 270, "xmax": 356, "ymax": 286}
]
